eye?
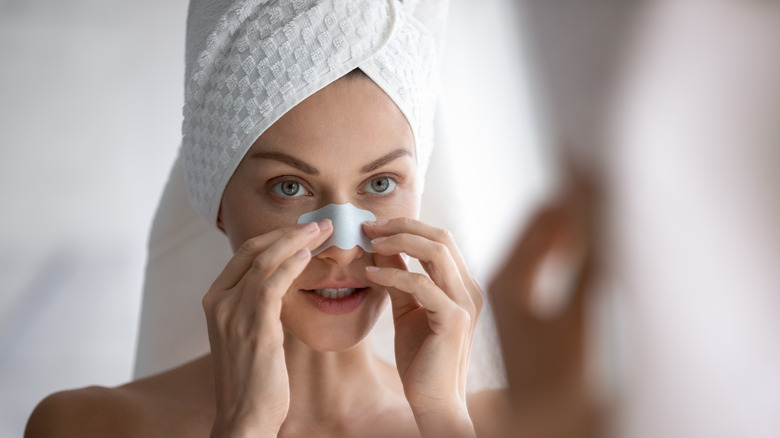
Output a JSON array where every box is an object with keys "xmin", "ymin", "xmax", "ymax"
[
  {"xmin": 271, "ymin": 180, "xmax": 309, "ymax": 198},
  {"xmin": 363, "ymin": 176, "xmax": 396, "ymax": 195}
]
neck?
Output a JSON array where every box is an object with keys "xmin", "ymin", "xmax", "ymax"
[{"xmin": 282, "ymin": 334, "xmax": 400, "ymax": 425}]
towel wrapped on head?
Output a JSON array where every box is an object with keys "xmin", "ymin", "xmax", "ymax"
[
  {"xmin": 135, "ymin": 0, "xmax": 448, "ymax": 379},
  {"xmin": 181, "ymin": 0, "xmax": 438, "ymax": 225}
]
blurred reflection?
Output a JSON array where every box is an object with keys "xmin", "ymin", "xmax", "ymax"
[{"xmin": 488, "ymin": 1, "xmax": 780, "ymax": 437}]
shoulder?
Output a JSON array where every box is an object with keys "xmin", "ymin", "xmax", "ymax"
[
  {"xmin": 26, "ymin": 358, "xmax": 216, "ymax": 438},
  {"xmin": 467, "ymin": 388, "xmax": 512, "ymax": 438},
  {"xmin": 25, "ymin": 385, "xmax": 147, "ymax": 438}
]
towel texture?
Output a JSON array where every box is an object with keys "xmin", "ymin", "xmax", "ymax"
[{"xmin": 181, "ymin": 0, "xmax": 437, "ymax": 225}]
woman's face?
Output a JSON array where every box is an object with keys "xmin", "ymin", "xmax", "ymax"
[{"xmin": 219, "ymin": 76, "xmax": 419, "ymax": 351}]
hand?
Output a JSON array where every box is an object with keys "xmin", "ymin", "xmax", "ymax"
[
  {"xmin": 363, "ymin": 218, "xmax": 481, "ymax": 437},
  {"xmin": 488, "ymin": 178, "xmax": 601, "ymax": 438},
  {"xmin": 203, "ymin": 220, "xmax": 333, "ymax": 437}
]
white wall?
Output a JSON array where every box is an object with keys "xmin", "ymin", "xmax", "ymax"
[
  {"xmin": 0, "ymin": 1, "xmax": 547, "ymax": 435},
  {"xmin": 0, "ymin": 0, "xmax": 187, "ymax": 435},
  {"xmin": 5, "ymin": 1, "xmax": 780, "ymax": 438}
]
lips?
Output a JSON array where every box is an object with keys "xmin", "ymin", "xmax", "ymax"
[
  {"xmin": 305, "ymin": 277, "xmax": 365, "ymax": 292},
  {"xmin": 311, "ymin": 287, "xmax": 360, "ymax": 299},
  {"xmin": 301, "ymin": 279, "xmax": 369, "ymax": 314}
]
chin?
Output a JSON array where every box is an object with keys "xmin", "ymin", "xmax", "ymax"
[{"xmin": 292, "ymin": 325, "xmax": 374, "ymax": 352}]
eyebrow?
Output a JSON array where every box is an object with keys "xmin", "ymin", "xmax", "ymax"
[
  {"xmin": 361, "ymin": 148, "xmax": 412, "ymax": 173},
  {"xmin": 251, "ymin": 148, "xmax": 412, "ymax": 175},
  {"xmin": 251, "ymin": 151, "xmax": 319, "ymax": 175}
]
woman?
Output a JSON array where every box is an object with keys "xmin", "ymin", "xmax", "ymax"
[{"xmin": 25, "ymin": 0, "xmax": 492, "ymax": 436}]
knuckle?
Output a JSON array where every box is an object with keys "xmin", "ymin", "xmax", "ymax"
[
  {"xmin": 412, "ymin": 272, "xmax": 431, "ymax": 289},
  {"xmin": 398, "ymin": 217, "xmax": 415, "ymax": 228},
  {"xmin": 449, "ymin": 306, "xmax": 471, "ymax": 328},
  {"xmin": 473, "ymin": 293, "xmax": 484, "ymax": 316},
  {"xmin": 430, "ymin": 241, "xmax": 450, "ymax": 259},
  {"xmin": 237, "ymin": 237, "xmax": 263, "ymax": 257},
  {"xmin": 433, "ymin": 227, "xmax": 455, "ymax": 245},
  {"xmin": 201, "ymin": 290, "xmax": 216, "ymax": 311},
  {"xmin": 277, "ymin": 257, "xmax": 301, "ymax": 275},
  {"xmin": 202, "ymin": 288, "xmax": 225, "ymax": 314},
  {"xmin": 251, "ymin": 253, "xmax": 272, "ymax": 274}
]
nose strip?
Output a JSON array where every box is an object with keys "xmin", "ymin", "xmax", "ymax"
[{"xmin": 297, "ymin": 203, "xmax": 377, "ymax": 256}]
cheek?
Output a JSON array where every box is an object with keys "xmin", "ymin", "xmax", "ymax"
[
  {"xmin": 223, "ymin": 202, "xmax": 302, "ymax": 250},
  {"xmin": 376, "ymin": 190, "xmax": 420, "ymax": 220}
]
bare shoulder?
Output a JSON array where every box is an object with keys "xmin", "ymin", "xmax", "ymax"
[
  {"xmin": 467, "ymin": 388, "xmax": 512, "ymax": 438},
  {"xmin": 25, "ymin": 357, "xmax": 215, "ymax": 438},
  {"xmin": 25, "ymin": 385, "xmax": 146, "ymax": 438}
]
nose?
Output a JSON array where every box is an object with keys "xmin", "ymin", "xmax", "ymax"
[{"xmin": 316, "ymin": 245, "xmax": 366, "ymax": 266}]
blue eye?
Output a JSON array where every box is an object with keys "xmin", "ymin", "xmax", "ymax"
[
  {"xmin": 364, "ymin": 177, "xmax": 396, "ymax": 194},
  {"xmin": 271, "ymin": 180, "xmax": 309, "ymax": 197}
]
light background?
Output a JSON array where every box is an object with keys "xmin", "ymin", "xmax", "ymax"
[
  {"xmin": 0, "ymin": 1, "xmax": 546, "ymax": 436},
  {"xmin": 6, "ymin": 1, "xmax": 779, "ymax": 437}
]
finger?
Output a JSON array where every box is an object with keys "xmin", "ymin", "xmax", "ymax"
[
  {"xmin": 364, "ymin": 218, "xmax": 467, "ymax": 279},
  {"xmin": 370, "ymin": 233, "xmax": 469, "ymax": 309},
  {"xmin": 370, "ymin": 254, "xmax": 421, "ymax": 317},
  {"xmin": 202, "ymin": 282, "xmax": 242, "ymax": 337},
  {"xmin": 365, "ymin": 266, "xmax": 468, "ymax": 334},
  {"xmin": 364, "ymin": 218, "xmax": 482, "ymax": 310},
  {"xmin": 248, "ymin": 247, "xmax": 312, "ymax": 333},
  {"xmin": 367, "ymin": 219, "xmax": 481, "ymax": 400},
  {"xmin": 213, "ymin": 220, "xmax": 331, "ymax": 291},
  {"xmin": 247, "ymin": 220, "xmax": 331, "ymax": 279},
  {"xmin": 488, "ymin": 202, "xmax": 588, "ymax": 320},
  {"xmin": 236, "ymin": 220, "xmax": 332, "ymax": 306}
]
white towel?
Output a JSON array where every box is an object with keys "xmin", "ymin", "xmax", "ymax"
[
  {"xmin": 134, "ymin": 0, "xmax": 450, "ymax": 379},
  {"xmin": 181, "ymin": 0, "xmax": 438, "ymax": 225}
]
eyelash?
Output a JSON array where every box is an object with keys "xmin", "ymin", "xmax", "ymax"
[
  {"xmin": 266, "ymin": 173, "xmax": 402, "ymax": 201},
  {"xmin": 358, "ymin": 173, "xmax": 401, "ymax": 197},
  {"xmin": 267, "ymin": 176, "xmax": 313, "ymax": 201}
]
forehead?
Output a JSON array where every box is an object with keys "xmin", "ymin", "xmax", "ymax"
[{"xmin": 249, "ymin": 77, "xmax": 416, "ymax": 161}]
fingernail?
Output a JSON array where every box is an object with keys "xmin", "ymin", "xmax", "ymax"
[
  {"xmin": 295, "ymin": 248, "xmax": 310, "ymax": 259},
  {"xmin": 303, "ymin": 222, "xmax": 318, "ymax": 232},
  {"xmin": 365, "ymin": 266, "xmax": 380, "ymax": 272},
  {"xmin": 375, "ymin": 219, "xmax": 388, "ymax": 226},
  {"xmin": 363, "ymin": 220, "xmax": 375, "ymax": 227},
  {"xmin": 372, "ymin": 237, "xmax": 386, "ymax": 246},
  {"xmin": 318, "ymin": 219, "xmax": 332, "ymax": 231}
]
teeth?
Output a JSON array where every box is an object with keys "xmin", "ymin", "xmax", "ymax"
[{"xmin": 313, "ymin": 288, "xmax": 357, "ymax": 299}]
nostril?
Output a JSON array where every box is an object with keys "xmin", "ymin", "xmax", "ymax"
[{"xmin": 316, "ymin": 245, "xmax": 366, "ymax": 266}]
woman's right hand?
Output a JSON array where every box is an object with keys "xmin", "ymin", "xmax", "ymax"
[{"xmin": 203, "ymin": 220, "xmax": 333, "ymax": 438}]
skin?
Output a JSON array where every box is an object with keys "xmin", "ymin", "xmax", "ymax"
[
  {"xmin": 25, "ymin": 76, "xmax": 488, "ymax": 438},
  {"xmin": 486, "ymin": 166, "xmax": 604, "ymax": 438}
]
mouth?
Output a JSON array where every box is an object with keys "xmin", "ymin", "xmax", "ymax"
[
  {"xmin": 310, "ymin": 287, "xmax": 364, "ymax": 299},
  {"xmin": 301, "ymin": 286, "xmax": 369, "ymax": 315}
]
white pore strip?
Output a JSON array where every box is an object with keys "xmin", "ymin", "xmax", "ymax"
[{"xmin": 297, "ymin": 203, "xmax": 377, "ymax": 255}]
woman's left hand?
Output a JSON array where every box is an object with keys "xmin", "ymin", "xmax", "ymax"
[{"xmin": 363, "ymin": 218, "xmax": 482, "ymax": 437}]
